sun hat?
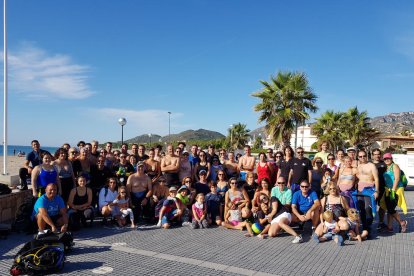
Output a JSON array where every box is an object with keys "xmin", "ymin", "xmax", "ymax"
[{"xmin": 383, "ymin": 152, "xmax": 392, "ymax": 159}]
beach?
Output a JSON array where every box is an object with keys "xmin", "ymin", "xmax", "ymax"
[{"xmin": 0, "ymin": 155, "xmax": 23, "ymax": 177}]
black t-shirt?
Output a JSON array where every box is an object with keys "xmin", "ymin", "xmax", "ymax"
[
  {"xmin": 243, "ymin": 182, "xmax": 258, "ymax": 201},
  {"xmin": 136, "ymin": 154, "xmax": 149, "ymax": 162},
  {"xmin": 90, "ymin": 165, "xmax": 113, "ymax": 189},
  {"xmin": 206, "ymin": 153, "xmax": 220, "ymax": 164},
  {"xmin": 112, "ymin": 163, "xmax": 135, "ymax": 186},
  {"xmin": 194, "ymin": 182, "xmax": 211, "ymax": 196},
  {"xmin": 290, "ymin": 157, "xmax": 312, "ymax": 184},
  {"xmin": 271, "ymin": 196, "xmax": 288, "ymax": 217},
  {"xmin": 375, "ymin": 161, "xmax": 387, "ymax": 190},
  {"xmin": 278, "ymin": 159, "xmax": 291, "ymax": 179}
]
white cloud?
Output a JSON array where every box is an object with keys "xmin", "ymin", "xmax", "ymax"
[
  {"xmin": 1, "ymin": 43, "xmax": 94, "ymax": 99},
  {"xmin": 92, "ymin": 108, "xmax": 192, "ymax": 136}
]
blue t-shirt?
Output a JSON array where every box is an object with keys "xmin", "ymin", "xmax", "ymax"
[
  {"xmin": 32, "ymin": 194, "xmax": 65, "ymax": 219},
  {"xmin": 292, "ymin": 190, "xmax": 318, "ymax": 213},
  {"xmin": 205, "ymin": 192, "xmax": 221, "ymax": 214}
]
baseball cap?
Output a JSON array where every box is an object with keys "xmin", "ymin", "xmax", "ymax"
[
  {"xmin": 178, "ymin": 185, "xmax": 189, "ymax": 193},
  {"xmin": 199, "ymin": 169, "xmax": 207, "ymax": 175},
  {"xmin": 169, "ymin": 186, "xmax": 177, "ymax": 192},
  {"xmin": 383, "ymin": 153, "xmax": 392, "ymax": 159},
  {"xmin": 347, "ymin": 147, "xmax": 356, "ymax": 152}
]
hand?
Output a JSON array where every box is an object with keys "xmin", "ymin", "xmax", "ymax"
[
  {"xmin": 33, "ymin": 192, "xmax": 38, "ymax": 198},
  {"xmin": 390, "ymin": 190, "xmax": 395, "ymax": 200},
  {"xmin": 61, "ymin": 224, "xmax": 68, "ymax": 233},
  {"xmin": 373, "ymin": 191, "xmax": 378, "ymax": 200},
  {"xmin": 153, "ymin": 195, "xmax": 158, "ymax": 203},
  {"xmin": 51, "ymin": 225, "xmax": 57, "ymax": 233},
  {"xmin": 300, "ymin": 215, "xmax": 307, "ymax": 222},
  {"xmin": 142, "ymin": 198, "xmax": 148, "ymax": 206}
]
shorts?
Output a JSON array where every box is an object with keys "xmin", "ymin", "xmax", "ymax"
[
  {"xmin": 230, "ymin": 220, "xmax": 240, "ymax": 226},
  {"xmin": 271, "ymin": 212, "xmax": 292, "ymax": 224},
  {"xmin": 161, "ymin": 209, "xmax": 178, "ymax": 225},
  {"xmin": 50, "ymin": 214, "xmax": 62, "ymax": 225}
]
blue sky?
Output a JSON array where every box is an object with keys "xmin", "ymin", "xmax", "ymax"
[{"xmin": 1, "ymin": 1, "xmax": 413, "ymax": 146}]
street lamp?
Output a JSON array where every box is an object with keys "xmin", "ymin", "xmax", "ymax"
[
  {"xmin": 168, "ymin": 112, "xmax": 171, "ymax": 144},
  {"xmin": 230, "ymin": 124, "xmax": 233, "ymax": 150},
  {"xmin": 118, "ymin": 117, "xmax": 127, "ymax": 145},
  {"xmin": 148, "ymin": 133, "xmax": 152, "ymax": 147}
]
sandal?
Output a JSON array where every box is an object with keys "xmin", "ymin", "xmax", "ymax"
[
  {"xmin": 400, "ymin": 220, "xmax": 408, "ymax": 233},
  {"xmin": 387, "ymin": 227, "xmax": 394, "ymax": 233}
]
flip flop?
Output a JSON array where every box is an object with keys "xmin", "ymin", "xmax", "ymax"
[{"xmin": 401, "ymin": 220, "xmax": 408, "ymax": 233}]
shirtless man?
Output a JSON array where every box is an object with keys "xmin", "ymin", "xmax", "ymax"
[
  {"xmin": 347, "ymin": 148, "xmax": 358, "ymax": 168},
  {"xmin": 126, "ymin": 161, "xmax": 152, "ymax": 223},
  {"xmin": 356, "ymin": 150, "xmax": 379, "ymax": 199},
  {"xmin": 224, "ymin": 151, "xmax": 239, "ymax": 179},
  {"xmin": 238, "ymin": 145, "xmax": 255, "ymax": 181},
  {"xmin": 161, "ymin": 144, "xmax": 180, "ymax": 187}
]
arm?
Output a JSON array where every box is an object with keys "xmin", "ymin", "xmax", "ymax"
[
  {"xmin": 372, "ymin": 164, "xmax": 379, "ymax": 199},
  {"xmin": 392, "ymin": 164, "xmax": 401, "ymax": 191},
  {"xmin": 206, "ymin": 163, "xmax": 211, "ymax": 180},
  {"xmin": 84, "ymin": 188, "xmax": 93, "ymax": 208},
  {"xmin": 59, "ymin": 207, "xmax": 69, "ymax": 232},
  {"xmin": 287, "ymin": 169, "xmax": 293, "ymax": 188},
  {"xmin": 67, "ymin": 189, "xmax": 76, "ymax": 209},
  {"xmin": 31, "ymin": 166, "xmax": 40, "ymax": 197},
  {"xmin": 291, "ymin": 204, "xmax": 303, "ymax": 221},
  {"xmin": 319, "ymin": 197, "xmax": 326, "ymax": 222},
  {"xmin": 192, "ymin": 204, "xmax": 200, "ymax": 222},
  {"xmin": 240, "ymin": 188, "xmax": 250, "ymax": 208},
  {"xmin": 308, "ymin": 169, "xmax": 312, "ymax": 185}
]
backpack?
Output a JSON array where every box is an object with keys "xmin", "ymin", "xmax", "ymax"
[
  {"xmin": 400, "ymin": 170, "xmax": 408, "ymax": 187},
  {"xmin": 12, "ymin": 196, "xmax": 37, "ymax": 233},
  {"xmin": 0, "ymin": 183, "xmax": 12, "ymax": 195}
]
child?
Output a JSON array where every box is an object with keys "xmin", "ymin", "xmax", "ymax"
[
  {"xmin": 338, "ymin": 208, "xmax": 368, "ymax": 242},
  {"xmin": 205, "ymin": 183, "xmax": 222, "ymax": 225},
  {"xmin": 319, "ymin": 210, "xmax": 340, "ymax": 243},
  {"xmin": 321, "ymin": 171, "xmax": 333, "ymax": 195},
  {"xmin": 192, "ymin": 193, "xmax": 209, "ymax": 229},
  {"xmin": 157, "ymin": 186, "xmax": 182, "ymax": 229},
  {"xmin": 222, "ymin": 204, "xmax": 254, "ymax": 237},
  {"xmin": 112, "ymin": 186, "xmax": 135, "ymax": 228},
  {"xmin": 255, "ymin": 202, "xmax": 272, "ymax": 239},
  {"xmin": 176, "ymin": 185, "xmax": 191, "ymax": 226}
]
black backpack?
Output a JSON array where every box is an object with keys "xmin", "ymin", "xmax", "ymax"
[
  {"xmin": 0, "ymin": 183, "xmax": 12, "ymax": 195},
  {"xmin": 12, "ymin": 196, "xmax": 37, "ymax": 233}
]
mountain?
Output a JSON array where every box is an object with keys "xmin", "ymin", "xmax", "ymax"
[
  {"xmin": 369, "ymin": 112, "xmax": 414, "ymax": 134},
  {"xmin": 125, "ymin": 129, "xmax": 225, "ymax": 144}
]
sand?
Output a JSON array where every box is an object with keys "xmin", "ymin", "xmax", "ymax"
[{"xmin": 0, "ymin": 155, "xmax": 24, "ymax": 176}]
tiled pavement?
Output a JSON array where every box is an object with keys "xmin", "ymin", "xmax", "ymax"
[{"xmin": 1, "ymin": 188, "xmax": 413, "ymax": 276}]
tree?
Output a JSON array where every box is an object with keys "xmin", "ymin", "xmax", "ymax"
[
  {"xmin": 252, "ymin": 71, "xmax": 318, "ymax": 149},
  {"xmin": 343, "ymin": 106, "xmax": 378, "ymax": 149},
  {"xmin": 253, "ymin": 135, "xmax": 263, "ymax": 150},
  {"xmin": 312, "ymin": 110, "xmax": 346, "ymax": 152},
  {"xmin": 229, "ymin": 123, "xmax": 250, "ymax": 150}
]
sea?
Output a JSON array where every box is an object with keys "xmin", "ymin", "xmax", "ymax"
[{"xmin": 0, "ymin": 145, "xmax": 59, "ymax": 156}]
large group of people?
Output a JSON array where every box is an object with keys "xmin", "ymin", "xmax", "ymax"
[{"xmin": 22, "ymin": 139, "xmax": 408, "ymax": 245}]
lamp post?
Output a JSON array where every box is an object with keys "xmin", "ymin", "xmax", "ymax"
[
  {"xmin": 118, "ymin": 117, "xmax": 127, "ymax": 145},
  {"xmin": 168, "ymin": 112, "xmax": 171, "ymax": 144},
  {"xmin": 148, "ymin": 133, "xmax": 152, "ymax": 147},
  {"xmin": 3, "ymin": 0, "xmax": 8, "ymax": 175},
  {"xmin": 230, "ymin": 124, "xmax": 233, "ymax": 150}
]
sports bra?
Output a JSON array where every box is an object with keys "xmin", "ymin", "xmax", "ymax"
[{"xmin": 339, "ymin": 174, "xmax": 355, "ymax": 181}]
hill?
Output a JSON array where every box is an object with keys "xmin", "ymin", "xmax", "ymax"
[
  {"xmin": 125, "ymin": 129, "xmax": 225, "ymax": 144},
  {"xmin": 369, "ymin": 112, "xmax": 414, "ymax": 134}
]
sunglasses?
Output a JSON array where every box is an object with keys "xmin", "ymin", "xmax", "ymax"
[
  {"xmin": 328, "ymin": 158, "xmax": 335, "ymax": 160},
  {"xmin": 315, "ymin": 161, "xmax": 323, "ymax": 164},
  {"xmin": 358, "ymin": 155, "xmax": 366, "ymax": 158},
  {"xmin": 275, "ymin": 155, "xmax": 282, "ymax": 158},
  {"xmin": 297, "ymin": 151, "xmax": 304, "ymax": 154},
  {"xmin": 159, "ymin": 180, "xmax": 166, "ymax": 183},
  {"xmin": 230, "ymin": 182, "xmax": 237, "ymax": 184},
  {"xmin": 300, "ymin": 185, "xmax": 310, "ymax": 188},
  {"xmin": 329, "ymin": 188, "xmax": 337, "ymax": 191},
  {"xmin": 277, "ymin": 182, "xmax": 285, "ymax": 184},
  {"xmin": 185, "ymin": 180, "xmax": 191, "ymax": 183}
]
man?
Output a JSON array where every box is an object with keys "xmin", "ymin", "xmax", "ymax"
[
  {"xmin": 218, "ymin": 148, "xmax": 227, "ymax": 164},
  {"xmin": 347, "ymin": 147, "xmax": 358, "ymax": 168},
  {"xmin": 32, "ymin": 183, "xmax": 68, "ymax": 234},
  {"xmin": 291, "ymin": 180, "xmax": 320, "ymax": 231},
  {"xmin": 206, "ymin": 144, "xmax": 219, "ymax": 164},
  {"xmin": 112, "ymin": 153, "xmax": 135, "ymax": 186},
  {"xmin": 19, "ymin": 140, "xmax": 51, "ymax": 190},
  {"xmin": 77, "ymin": 141, "xmax": 86, "ymax": 149},
  {"xmin": 177, "ymin": 142, "xmax": 186, "ymax": 152},
  {"xmin": 161, "ymin": 145, "xmax": 180, "ymax": 187},
  {"xmin": 314, "ymin": 141, "xmax": 330, "ymax": 165},
  {"xmin": 89, "ymin": 140, "xmax": 100, "ymax": 164},
  {"xmin": 154, "ymin": 144, "xmax": 163, "ymax": 162},
  {"xmin": 270, "ymin": 176, "xmax": 292, "ymax": 210},
  {"xmin": 372, "ymin": 148, "xmax": 387, "ymax": 229},
  {"xmin": 121, "ymin": 143, "xmax": 129, "ymax": 155},
  {"xmin": 194, "ymin": 170, "xmax": 210, "ymax": 196},
  {"xmin": 131, "ymin": 144, "xmax": 139, "ymax": 158},
  {"xmin": 188, "ymin": 144, "xmax": 199, "ymax": 179},
  {"xmin": 137, "ymin": 144, "xmax": 149, "ymax": 162},
  {"xmin": 90, "ymin": 156, "xmax": 113, "ymax": 208},
  {"xmin": 126, "ymin": 161, "xmax": 153, "ymax": 223},
  {"xmin": 238, "ymin": 145, "xmax": 255, "ymax": 181},
  {"xmin": 355, "ymin": 149, "xmax": 379, "ymax": 222},
  {"xmin": 288, "ymin": 147, "xmax": 312, "ymax": 193},
  {"xmin": 224, "ymin": 151, "xmax": 239, "ymax": 179}
]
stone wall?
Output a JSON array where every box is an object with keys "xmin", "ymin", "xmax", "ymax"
[{"xmin": 0, "ymin": 190, "xmax": 32, "ymax": 223}]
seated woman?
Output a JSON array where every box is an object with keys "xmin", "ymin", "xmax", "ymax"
[
  {"xmin": 313, "ymin": 182, "xmax": 349, "ymax": 243},
  {"xmin": 67, "ymin": 176, "xmax": 94, "ymax": 230},
  {"xmin": 224, "ymin": 177, "xmax": 249, "ymax": 218},
  {"xmin": 31, "ymin": 152, "xmax": 61, "ymax": 198},
  {"xmin": 98, "ymin": 177, "xmax": 118, "ymax": 223},
  {"xmin": 251, "ymin": 178, "xmax": 271, "ymax": 214}
]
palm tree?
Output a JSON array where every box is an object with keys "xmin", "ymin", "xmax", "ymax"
[
  {"xmin": 252, "ymin": 71, "xmax": 318, "ymax": 149},
  {"xmin": 229, "ymin": 123, "xmax": 250, "ymax": 150},
  {"xmin": 313, "ymin": 110, "xmax": 346, "ymax": 152},
  {"xmin": 343, "ymin": 106, "xmax": 378, "ymax": 149}
]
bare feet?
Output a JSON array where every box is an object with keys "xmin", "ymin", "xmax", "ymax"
[{"xmin": 244, "ymin": 233, "xmax": 253, "ymax": 237}]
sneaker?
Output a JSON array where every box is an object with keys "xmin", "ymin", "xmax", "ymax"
[
  {"xmin": 156, "ymin": 221, "xmax": 162, "ymax": 228},
  {"xmin": 312, "ymin": 233, "xmax": 320, "ymax": 244},
  {"xmin": 182, "ymin": 221, "xmax": 191, "ymax": 227},
  {"xmin": 292, "ymin": 235, "xmax": 303, "ymax": 244}
]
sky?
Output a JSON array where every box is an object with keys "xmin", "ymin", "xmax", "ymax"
[{"xmin": 0, "ymin": 1, "xmax": 413, "ymax": 147}]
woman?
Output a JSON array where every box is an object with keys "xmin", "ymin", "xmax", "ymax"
[
  {"xmin": 252, "ymin": 178, "xmax": 271, "ymax": 213},
  {"xmin": 67, "ymin": 176, "xmax": 94, "ymax": 229},
  {"xmin": 144, "ymin": 148, "xmax": 161, "ymax": 184},
  {"xmin": 243, "ymin": 172, "xmax": 258, "ymax": 202},
  {"xmin": 224, "ymin": 177, "xmax": 249, "ymax": 218},
  {"xmin": 73, "ymin": 147, "xmax": 93, "ymax": 185},
  {"xmin": 324, "ymin": 154, "xmax": 339, "ymax": 181},
  {"xmin": 194, "ymin": 151, "xmax": 210, "ymax": 181},
  {"xmin": 216, "ymin": 170, "xmax": 228, "ymax": 199},
  {"xmin": 277, "ymin": 146, "xmax": 294, "ymax": 180},
  {"xmin": 335, "ymin": 149, "xmax": 345, "ymax": 167},
  {"xmin": 179, "ymin": 151, "xmax": 192, "ymax": 183},
  {"xmin": 53, "ymin": 148, "xmax": 75, "ymax": 204},
  {"xmin": 98, "ymin": 177, "xmax": 118, "ymax": 221},
  {"xmin": 129, "ymin": 155, "xmax": 138, "ymax": 171},
  {"xmin": 256, "ymin": 152, "xmax": 274, "ymax": 186},
  {"xmin": 31, "ymin": 152, "xmax": 61, "ymax": 198},
  {"xmin": 382, "ymin": 153, "xmax": 408, "ymax": 233},
  {"xmin": 311, "ymin": 157, "xmax": 324, "ymax": 198},
  {"xmin": 313, "ymin": 182, "xmax": 349, "ymax": 240},
  {"xmin": 182, "ymin": 176, "xmax": 196, "ymax": 204},
  {"xmin": 337, "ymin": 156, "xmax": 357, "ymax": 208}
]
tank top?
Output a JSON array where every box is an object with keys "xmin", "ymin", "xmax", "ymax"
[
  {"xmin": 324, "ymin": 196, "xmax": 345, "ymax": 221},
  {"xmin": 383, "ymin": 163, "xmax": 404, "ymax": 189},
  {"xmin": 73, "ymin": 187, "xmax": 89, "ymax": 206},
  {"xmin": 257, "ymin": 162, "xmax": 271, "ymax": 184},
  {"xmin": 338, "ymin": 169, "xmax": 355, "ymax": 192},
  {"xmin": 197, "ymin": 162, "xmax": 209, "ymax": 175},
  {"xmin": 38, "ymin": 166, "xmax": 58, "ymax": 188},
  {"xmin": 228, "ymin": 189, "xmax": 244, "ymax": 204}
]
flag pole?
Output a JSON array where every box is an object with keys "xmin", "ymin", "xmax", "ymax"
[{"xmin": 3, "ymin": 0, "xmax": 8, "ymax": 175}]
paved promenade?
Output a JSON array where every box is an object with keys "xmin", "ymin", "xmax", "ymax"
[{"xmin": 1, "ymin": 188, "xmax": 413, "ymax": 276}]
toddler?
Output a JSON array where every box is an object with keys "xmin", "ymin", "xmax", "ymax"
[{"xmin": 112, "ymin": 186, "xmax": 135, "ymax": 228}]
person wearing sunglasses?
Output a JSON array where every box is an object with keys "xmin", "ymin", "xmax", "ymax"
[
  {"xmin": 288, "ymin": 147, "xmax": 312, "ymax": 193},
  {"xmin": 382, "ymin": 152, "xmax": 408, "ymax": 233},
  {"xmin": 311, "ymin": 157, "xmax": 324, "ymax": 198},
  {"xmin": 291, "ymin": 180, "xmax": 321, "ymax": 232},
  {"xmin": 325, "ymin": 154, "xmax": 339, "ymax": 181},
  {"xmin": 270, "ymin": 177, "xmax": 292, "ymax": 210}
]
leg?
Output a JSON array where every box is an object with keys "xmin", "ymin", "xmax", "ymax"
[
  {"xmin": 278, "ymin": 218, "xmax": 299, "ymax": 237},
  {"xmin": 244, "ymin": 222, "xmax": 253, "ymax": 237},
  {"xmin": 191, "ymin": 220, "xmax": 199, "ymax": 229},
  {"xmin": 19, "ymin": 168, "xmax": 29, "ymax": 189},
  {"xmin": 268, "ymin": 222, "xmax": 282, "ymax": 237},
  {"xmin": 201, "ymin": 219, "xmax": 209, "ymax": 229}
]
